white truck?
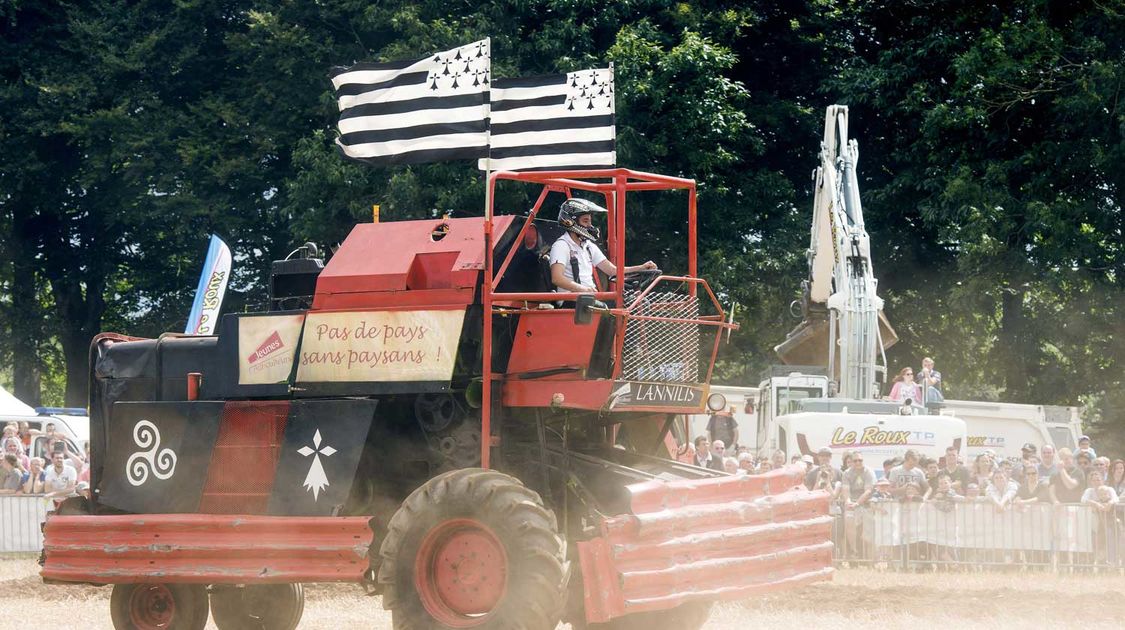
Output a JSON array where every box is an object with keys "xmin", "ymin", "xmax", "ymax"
[
  {"xmin": 682, "ymin": 382, "xmax": 1080, "ymax": 468},
  {"xmin": 938, "ymin": 399, "xmax": 1082, "ymax": 460},
  {"xmin": 752, "ymin": 369, "xmax": 966, "ymax": 469}
]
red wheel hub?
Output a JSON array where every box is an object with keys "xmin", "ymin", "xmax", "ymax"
[
  {"xmin": 415, "ymin": 518, "xmax": 509, "ymax": 627},
  {"xmin": 128, "ymin": 584, "xmax": 176, "ymax": 629}
]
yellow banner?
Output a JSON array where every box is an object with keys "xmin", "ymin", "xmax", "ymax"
[{"xmin": 296, "ymin": 310, "xmax": 465, "ymax": 383}]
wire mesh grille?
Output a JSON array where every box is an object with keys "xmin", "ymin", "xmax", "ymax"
[
  {"xmin": 199, "ymin": 402, "xmax": 288, "ymax": 515},
  {"xmin": 621, "ymin": 290, "xmax": 702, "ymax": 383}
]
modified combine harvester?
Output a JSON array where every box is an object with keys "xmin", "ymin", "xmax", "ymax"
[{"xmin": 41, "ymin": 169, "xmax": 833, "ymax": 629}]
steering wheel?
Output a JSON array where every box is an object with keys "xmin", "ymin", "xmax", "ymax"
[{"xmin": 617, "ymin": 268, "xmax": 662, "ymax": 293}]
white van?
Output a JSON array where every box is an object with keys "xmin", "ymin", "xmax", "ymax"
[{"xmin": 33, "ymin": 407, "xmax": 90, "ymax": 448}]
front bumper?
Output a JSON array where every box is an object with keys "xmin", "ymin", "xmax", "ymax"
[
  {"xmin": 578, "ymin": 465, "xmax": 833, "ymax": 623},
  {"xmin": 41, "ymin": 514, "xmax": 372, "ymax": 585}
]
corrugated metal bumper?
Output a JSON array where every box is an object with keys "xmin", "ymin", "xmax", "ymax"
[
  {"xmin": 578, "ymin": 465, "xmax": 833, "ymax": 623},
  {"xmin": 41, "ymin": 514, "xmax": 372, "ymax": 584}
]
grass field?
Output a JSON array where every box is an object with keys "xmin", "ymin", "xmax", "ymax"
[{"xmin": 3, "ymin": 556, "xmax": 1124, "ymax": 628}]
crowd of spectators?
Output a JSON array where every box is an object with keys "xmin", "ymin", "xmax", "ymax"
[
  {"xmin": 688, "ymin": 430, "xmax": 790, "ymax": 476},
  {"xmin": 0, "ymin": 421, "xmax": 89, "ymax": 502},
  {"xmin": 695, "ymin": 355, "xmax": 1123, "ymax": 517},
  {"xmin": 687, "ymin": 427, "xmax": 1124, "ymax": 539},
  {"xmin": 800, "ymin": 441, "xmax": 1125, "ymax": 513}
]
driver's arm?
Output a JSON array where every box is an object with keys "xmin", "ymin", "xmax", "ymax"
[
  {"xmin": 550, "ymin": 263, "xmax": 593, "ymax": 293},
  {"xmin": 596, "ymin": 259, "xmax": 657, "ymax": 276}
]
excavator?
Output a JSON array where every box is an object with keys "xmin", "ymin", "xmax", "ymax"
[{"xmin": 756, "ymin": 105, "xmax": 966, "ymax": 466}]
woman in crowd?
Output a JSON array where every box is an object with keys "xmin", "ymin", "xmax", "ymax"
[
  {"xmin": 0, "ymin": 454, "xmax": 27, "ymax": 494},
  {"xmin": 1111, "ymin": 459, "xmax": 1125, "ymax": 496},
  {"xmin": 985, "ymin": 470, "xmax": 1018, "ymax": 512},
  {"xmin": 21, "ymin": 457, "xmax": 46, "ymax": 494},
  {"xmin": 1081, "ymin": 469, "xmax": 1119, "ymax": 508},
  {"xmin": 770, "ymin": 449, "xmax": 786, "ymax": 469},
  {"xmin": 887, "ymin": 367, "xmax": 921, "ymax": 403},
  {"xmin": 972, "ymin": 454, "xmax": 994, "ymax": 490},
  {"xmin": 2, "ymin": 437, "xmax": 30, "ymax": 471},
  {"xmin": 1, "ymin": 424, "xmax": 20, "ymax": 455}
]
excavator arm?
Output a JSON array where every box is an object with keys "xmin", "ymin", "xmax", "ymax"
[{"xmin": 774, "ymin": 105, "xmax": 897, "ymax": 399}]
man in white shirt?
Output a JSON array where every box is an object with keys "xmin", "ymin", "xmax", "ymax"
[
  {"xmin": 43, "ymin": 452, "xmax": 77, "ymax": 499},
  {"xmin": 549, "ymin": 198, "xmax": 655, "ymax": 293}
]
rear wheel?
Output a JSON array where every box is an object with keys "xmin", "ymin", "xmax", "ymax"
[
  {"xmin": 109, "ymin": 583, "xmax": 209, "ymax": 630},
  {"xmin": 379, "ymin": 468, "xmax": 567, "ymax": 629},
  {"xmin": 210, "ymin": 583, "xmax": 304, "ymax": 630}
]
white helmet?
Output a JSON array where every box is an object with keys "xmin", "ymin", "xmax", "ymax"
[{"xmin": 558, "ymin": 198, "xmax": 606, "ymax": 241}]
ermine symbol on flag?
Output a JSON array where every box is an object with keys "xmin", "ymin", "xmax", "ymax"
[{"xmin": 483, "ymin": 67, "xmax": 616, "ymax": 171}]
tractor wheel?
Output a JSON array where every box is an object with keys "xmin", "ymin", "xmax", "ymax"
[
  {"xmin": 584, "ymin": 602, "xmax": 713, "ymax": 630},
  {"xmin": 379, "ymin": 468, "xmax": 567, "ymax": 629},
  {"xmin": 210, "ymin": 583, "xmax": 304, "ymax": 630},
  {"xmin": 109, "ymin": 583, "xmax": 209, "ymax": 630}
]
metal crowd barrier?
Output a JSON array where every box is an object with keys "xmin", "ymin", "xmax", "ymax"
[
  {"xmin": 832, "ymin": 500, "xmax": 1124, "ymax": 571},
  {"xmin": 0, "ymin": 495, "xmax": 51, "ymax": 553}
]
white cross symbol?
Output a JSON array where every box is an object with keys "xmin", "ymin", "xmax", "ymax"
[{"xmin": 297, "ymin": 429, "xmax": 336, "ymax": 501}]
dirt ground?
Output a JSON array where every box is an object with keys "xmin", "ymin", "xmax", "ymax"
[{"xmin": 3, "ymin": 556, "xmax": 1125, "ymax": 628}]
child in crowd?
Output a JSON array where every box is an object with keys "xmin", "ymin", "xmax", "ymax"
[
  {"xmin": 902, "ymin": 481, "xmax": 923, "ymax": 503},
  {"xmin": 925, "ymin": 473, "xmax": 961, "ymax": 512},
  {"xmin": 963, "ymin": 482, "xmax": 983, "ymax": 501},
  {"xmin": 871, "ymin": 478, "xmax": 894, "ymax": 502}
]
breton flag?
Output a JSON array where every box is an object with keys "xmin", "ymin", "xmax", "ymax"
[
  {"xmin": 332, "ymin": 39, "xmax": 491, "ymax": 166},
  {"xmin": 481, "ymin": 68, "xmax": 615, "ymax": 171}
]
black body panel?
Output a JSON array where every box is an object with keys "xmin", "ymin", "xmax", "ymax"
[
  {"xmin": 268, "ymin": 399, "xmax": 377, "ymax": 516},
  {"xmin": 98, "ymin": 401, "xmax": 224, "ymax": 513}
]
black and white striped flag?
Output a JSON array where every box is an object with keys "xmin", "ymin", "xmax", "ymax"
[
  {"xmin": 332, "ymin": 40, "xmax": 491, "ymax": 166},
  {"xmin": 481, "ymin": 68, "xmax": 615, "ymax": 171}
]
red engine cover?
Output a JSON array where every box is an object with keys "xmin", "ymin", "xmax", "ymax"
[{"xmin": 313, "ymin": 215, "xmax": 517, "ymax": 310}]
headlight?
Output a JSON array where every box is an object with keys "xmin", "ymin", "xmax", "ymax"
[{"xmin": 707, "ymin": 393, "xmax": 727, "ymax": 412}]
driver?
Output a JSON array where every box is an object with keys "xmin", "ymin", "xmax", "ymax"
[{"xmin": 549, "ymin": 198, "xmax": 655, "ymax": 293}]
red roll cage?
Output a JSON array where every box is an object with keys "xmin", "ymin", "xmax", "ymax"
[{"xmin": 479, "ymin": 168, "xmax": 738, "ymax": 467}]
